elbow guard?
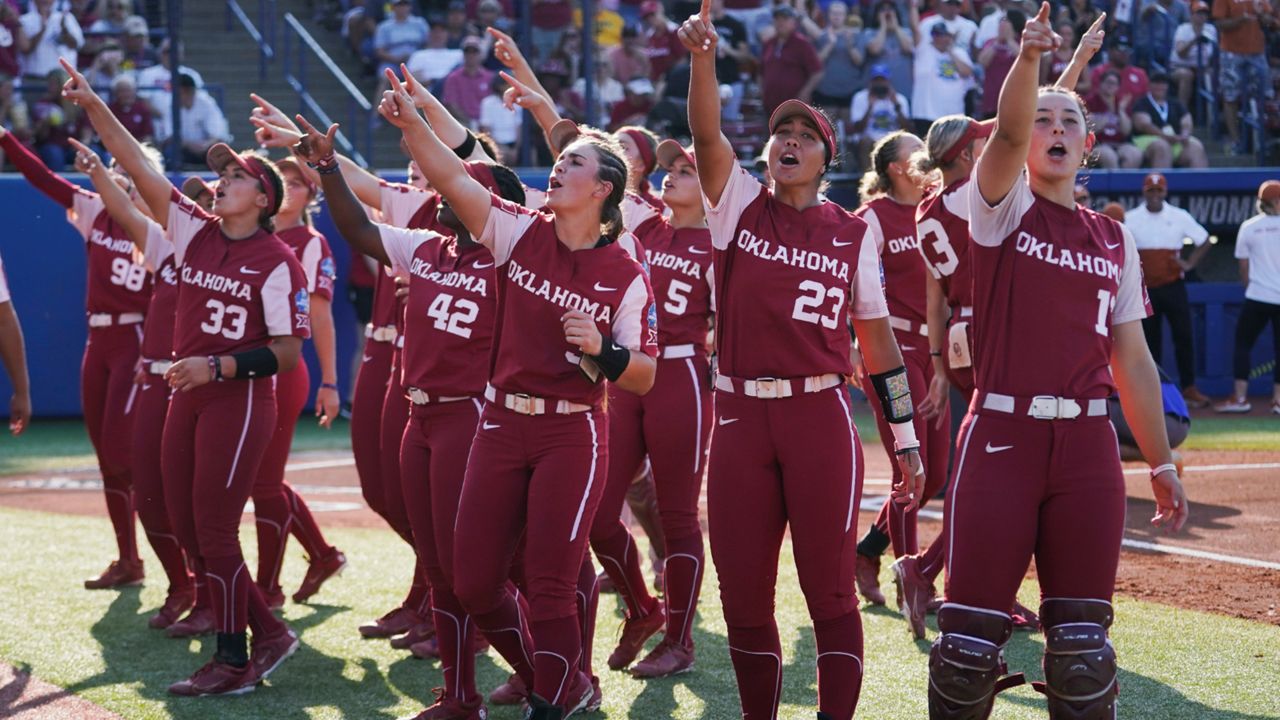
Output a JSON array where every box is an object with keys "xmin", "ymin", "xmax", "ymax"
[
  {"xmin": 231, "ymin": 346, "xmax": 280, "ymax": 379},
  {"xmin": 870, "ymin": 366, "xmax": 919, "ymax": 452}
]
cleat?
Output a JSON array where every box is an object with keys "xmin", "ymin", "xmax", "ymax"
[
  {"xmin": 400, "ymin": 687, "xmax": 488, "ymax": 719},
  {"xmin": 1214, "ymin": 396, "xmax": 1252, "ymax": 414},
  {"xmin": 890, "ymin": 556, "xmax": 934, "ymax": 640},
  {"xmin": 251, "ymin": 627, "xmax": 300, "ymax": 680},
  {"xmin": 854, "ymin": 554, "xmax": 885, "ymax": 606},
  {"xmin": 390, "ymin": 618, "xmax": 436, "ymax": 650},
  {"xmin": 584, "ymin": 675, "xmax": 602, "ymax": 712},
  {"xmin": 488, "ymin": 672, "xmax": 527, "ymax": 705},
  {"xmin": 1011, "ymin": 601, "xmax": 1041, "ymax": 631},
  {"xmin": 292, "ymin": 548, "xmax": 347, "ymax": 603},
  {"xmin": 84, "ymin": 559, "xmax": 144, "ymax": 590},
  {"xmin": 563, "ymin": 671, "xmax": 594, "ymax": 717},
  {"xmin": 630, "ymin": 638, "xmax": 695, "ymax": 678},
  {"xmin": 606, "ymin": 600, "xmax": 665, "ymax": 670},
  {"xmin": 166, "ymin": 607, "xmax": 215, "ymax": 638},
  {"xmin": 148, "ymin": 587, "xmax": 196, "ymax": 629},
  {"xmin": 410, "ymin": 636, "xmax": 441, "ymax": 660},
  {"xmin": 167, "ymin": 660, "xmax": 258, "ymax": 696},
  {"xmin": 359, "ymin": 606, "xmax": 423, "ymax": 638},
  {"xmin": 262, "ymin": 586, "xmax": 286, "ymax": 611}
]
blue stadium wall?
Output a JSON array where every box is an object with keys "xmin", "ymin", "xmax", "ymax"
[{"xmin": 0, "ymin": 167, "xmax": 1275, "ymax": 418}]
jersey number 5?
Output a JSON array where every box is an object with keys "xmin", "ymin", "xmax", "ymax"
[
  {"xmin": 427, "ymin": 293, "xmax": 479, "ymax": 339},
  {"xmin": 201, "ymin": 298, "xmax": 248, "ymax": 340},
  {"xmin": 917, "ymin": 217, "xmax": 958, "ymax": 277},
  {"xmin": 110, "ymin": 257, "xmax": 147, "ymax": 292},
  {"xmin": 664, "ymin": 280, "xmax": 692, "ymax": 315},
  {"xmin": 792, "ymin": 280, "xmax": 845, "ymax": 329}
]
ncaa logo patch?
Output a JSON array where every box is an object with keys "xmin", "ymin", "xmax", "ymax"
[{"xmin": 320, "ymin": 256, "xmax": 337, "ymax": 279}]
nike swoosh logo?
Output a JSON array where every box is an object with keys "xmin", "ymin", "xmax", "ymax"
[
  {"xmin": 473, "ymin": 261, "xmax": 494, "ymax": 269},
  {"xmin": 141, "ymin": 384, "xmax": 151, "ymax": 391},
  {"xmin": 901, "ymin": 345, "xmax": 916, "ymax": 352},
  {"xmin": 718, "ymin": 417, "xmax": 739, "ymax": 426},
  {"xmin": 240, "ymin": 266, "xmax": 261, "ymax": 274},
  {"xmin": 688, "ymin": 247, "xmax": 710, "ymax": 255},
  {"xmin": 362, "ymin": 355, "xmax": 373, "ymax": 362},
  {"xmin": 482, "ymin": 421, "xmax": 501, "ymax": 430},
  {"xmin": 1104, "ymin": 241, "xmax": 1121, "ymax": 250},
  {"xmin": 833, "ymin": 240, "xmax": 855, "ymax": 247},
  {"xmin": 985, "ymin": 443, "xmax": 1014, "ymax": 453},
  {"xmin": 593, "ymin": 282, "xmax": 617, "ymax": 292}
]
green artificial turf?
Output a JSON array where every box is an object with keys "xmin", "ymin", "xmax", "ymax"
[{"xmin": 0, "ymin": 507, "xmax": 1276, "ymax": 719}]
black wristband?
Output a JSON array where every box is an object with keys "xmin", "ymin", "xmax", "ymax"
[
  {"xmin": 452, "ymin": 131, "xmax": 477, "ymax": 160},
  {"xmin": 588, "ymin": 336, "xmax": 632, "ymax": 383},
  {"xmin": 870, "ymin": 365, "xmax": 913, "ymax": 424},
  {"xmin": 231, "ymin": 346, "xmax": 280, "ymax": 379}
]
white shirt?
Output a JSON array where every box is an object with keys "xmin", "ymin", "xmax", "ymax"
[
  {"xmin": 1170, "ymin": 22, "xmax": 1216, "ymax": 69},
  {"xmin": 478, "ymin": 94, "xmax": 521, "ymax": 145},
  {"xmin": 0, "ymin": 250, "xmax": 10, "ymax": 304},
  {"xmin": 132, "ymin": 64, "xmax": 205, "ymax": 108},
  {"xmin": 849, "ymin": 89, "xmax": 910, "ymax": 142},
  {"xmin": 154, "ymin": 89, "xmax": 231, "ymax": 144},
  {"xmin": 911, "ymin": 43, "xmax": 971, "ymax": 121},
  {"xmin": 917, "ymin": 14, "xmax": 978, "ymax": 52},
  {"xmin": 1235, "ymin": 213, "xmax": 1280, "ymax": 305},
  {"xmin": 1124, "ymin": 202, "xmax": 1208, "ymax": 250},
  {"xmin": 406, "ymin": 47, "xmax": 463, "ymax": 83},
  {"xmin": 19, "ymin": 10, "xmax": 84, "ymax": 77},
  {"xmin": 973, "ymin": 9, "xmax": 1004, "ymax": 51}
]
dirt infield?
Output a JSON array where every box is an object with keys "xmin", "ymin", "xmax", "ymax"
[
  {"xmin": 1, "ymin": 448, "xmax": 1276, "ymax": 626},
  {"xmin": 0, "ymin": 663, "xmax": 120, "ymax": 719}
]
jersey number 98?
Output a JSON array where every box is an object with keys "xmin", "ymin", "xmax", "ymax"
[
  {"xmin": 110, "ymin": 257, "xmax": 147, "ymax": 292},
  {"xmin": 201, "ymin": 298, "xmax": 248, "ymax": 340}
]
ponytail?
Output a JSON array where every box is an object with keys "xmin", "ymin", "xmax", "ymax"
[{"xmin": 859, "ymin": 130, "xmax": 912, "ymax": 199}]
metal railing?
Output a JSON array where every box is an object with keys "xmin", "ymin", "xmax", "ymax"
[
  {"xmin": 224, "ymin": 0, "xmax": 276, "ymax": 82},
  {"xmin": 281, "ymin": 13, "xmax": 373, "ymax": 168}
]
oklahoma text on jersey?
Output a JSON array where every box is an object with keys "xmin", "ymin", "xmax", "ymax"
[
  {"xmin": 180, "ymin": 265, "xmax": 254, "ymax": 301},
  {"xmin": 506, "ymin": 258, "xmax": 616, "ymax": 323},
  {"xmin": 409, "ymin": 257, "xmax": 489, "ymax": 296},
  {"xmin": 1014, "ymin": 230, "xmax": 1122, "ymax": 282},
  {"xmin": 732, "ymin": 227, "xmax": 852, "ymax": 283}
]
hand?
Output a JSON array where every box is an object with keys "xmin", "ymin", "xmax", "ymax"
[
  {"xmin": 1076, "ymin": 12, "xmax": 1106, "ymax": 60},
  {"xmin": 677, "ymin": 0, "xmax": 719, "ymax": 55},
  {"xmin": 59, "ymin": 57, "xmax": 102, "ymax": 108},
  {"xmin": 9, "ymin": 391, "xmax": 30, "ymax": 435},
  {"xmin": 488, "ymin": 26, "xmax": 529, "ymax": 72},
  {"xmin": 250, "ymin": 116, "xmax": 304, "ymax": 149},
  {"xmin": 67, "ymin": 138, "xmax": 104, "ymax": 176},
  {"xmin": 917, "ymin": 371, "xmax": 950, "ymax": 430},
  {"xmin": 394, "ymin": 280, "xmax": 410, "ymax": 301},
  {"xmin": 1119, "ymin": 93, "xmax": 1133, "ymax": 114},
  {"xmin": 1150, "ymin": 468, "xmax": 1188, "ymax": 532},
  {"xmin": 500, "ymin": 71, "xmax": 549, "ymax": 112},
  {"xmin": 315, "ymin": 386, "xmax": 340, "ymax": 429},
  {"xmin": 1019, "ymin": 2, "xmax": 1062, "ymax": 59},
  {"xmin": 562, "ymin": 310, "xmax": 603, "ymax": 355},
  {"xmin": 250, "ymin": 93, "xmax": 299, "ymax": 134},
  {"xmin": 891, "ymin": 449, "xmax": 925, "ymax": 511},
  {"xmin": 397, "ymin": 62, "xmax": 439, "ymax": 110},
  {"xmin": 849, "ymin": 347, "xmax": 867, "ymax": 387},
  {"xmin": 164, "ymin": 356, "xmax": 215, "ymax": 392},
  {"xmin": 378, "ymin": 68, "xmax": 423, "ymax": 129},
  {"xmin": 291, "ymin": 114, "xmax": 339, "ymax": 163}
]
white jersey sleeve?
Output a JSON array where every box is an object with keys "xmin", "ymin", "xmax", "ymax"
[
  {"xmin": 850, "ymin": 227, "xmax": 890, "ymax": 320},
  {"xmin": 941, "ymin": 182, "xmax": 971, "ymax": 220},
  {"xmin": 1112, "ymin": 225, "xmax": 1149, "ymax": 326},
  {"xmin": 299, "ymin": 235, "xmax": 323, "ymax": 293},
  {"xmin": 968, "ymin": 168, "xmax": 1034, "ymax": 247},
  {"xmin": 167, "ymin": 190, "xmax": 215, "ymax": 265},
  {"xmin": 0, "ymin": 251, "xmax": 10, "ymax": 304},
  {"xmin": 704, "ymin": 163, "xmax": 765, "ymax": 251},
  {"xmin": 524, "ymin": 185, "xmax": 548, "ymax": 210},
  {"xmin": 860, "ymin": 206, "xmax": 886, "ymax": 255},
  {"xmin": 262, "ymin": 261, "xmax": 299, "ymax": 337},
  {"xmin": 706, "ymin": 262, "xmax": 716, "ymax": 313},
  {"xmin": 621, "ymin": 193, "xmax": 659, "ymax": 232},
  {"xmin": 67, "ymin": 190, "xmax": 105, "ymax": 241},
  {"xmin": 613, "ymin": 273, "xmax": 653, "ymax": 351},
  {"xmin": 478, "ymin": 194, "xmax": 540, "ymax": 266},
  {"xmin": 377, "ymin": 223, "xmax": 441, "ymax": 276},
  {"xmin": 379, "ymin": 181, "xmax": 433, "ymax": 228},
  {"xmin": 616, "ymin": 231, "xmax": 644, "ymax": 263},
  {"xmin": 138, "ymin": 219, "xmax": 174, "ymax": 271}
]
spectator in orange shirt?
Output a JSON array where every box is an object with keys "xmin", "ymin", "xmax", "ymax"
[
  {"xmin": 1211, "ymin": 0, "xmax": 1276, "ymax": 151},
  {"xmin": 760, "ymin": 5, "xmax": 823, "ymax": 114}
]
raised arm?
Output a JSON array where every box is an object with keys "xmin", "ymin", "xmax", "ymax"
[
  {"xmin": 500, "ymin": 71, "xmax": 566, "ymax": 155},
  {"xmin": 977, "ymin": 2, "xmax": 1059, "ymax": 206},
  {"xmin": 489, "ymin": 27, "xmax": 557, "ymax": 108},
  {"xmin": 67, "ymin": 139, "xmax": 153, "ymax": 251},
  {"xmin": 400, "ymin": 65, "xmax": 480, "ymax": 155},
  {"xmin": 249, "ymin": 112, "xmax": 385, "ymax": 210},
  {"xmin": 678, "ymin": 0, "xmax": 736, "ymax": 207},
  {"xmin": 291, "ymin": 117, "xmax": 390, "ymax": 267},
  {"xmin": 379, "ymin": 70, "xmax": 492, "ymax": 241},
  {"xmin": 0, "ymin": 126, "xmax": 78, "ymax": 208},
  {"xmin": 1054, "ymin": 12, "xmax": 1105, "ymax": 91},
  {"xmin": 60, "ymin": 59, "xmax": 171, "ymax": 223}
]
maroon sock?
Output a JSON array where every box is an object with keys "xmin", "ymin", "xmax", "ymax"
[
  {"xmin": 404, "ymin": 563, "xmax": 431, "ymax": 616},
  {"xmin": 814, "ymin": 611, "xmax": 865, "ymax": 720},
  {"xmin": 592, "ymin": 524, "xmax": 654, "ymax": 618},
  {"xmin": 662, "ymin": 532, "xmax": 705, "ymax": 647},
  {"xmin": 529, "ymin": 614, "xmax": 582, "ymax": 707},
  {"xmin": 470, "ymin": 583, "xmax": 535, "ymax": 688},
  {"xmin": 253, "ymin": 491, "xmax": 291, "ymax": 595},
  {"xmin": 285, "ymin": 483, "xmax": 333, "ymax": 558},
  {"xmin": 246, "ymin": 580, "xmax": 288, "ymax": 639},
  {"xmin": 143, "ymin": 529, "xmax": 192, "ymax": 592},
  {"xmin": 918, "ymin": 534, "xmax": 947, "ymax": 583},
  {"xmin": 432, "ymin": 588, "xmax": 479, "ymax": 702},
  {"xmin": 102, "ymin": 474, "xmax": 139, "ymax": 563},
  {"xmin": 203, "ymin": 555, "xmax": 250, "ymax": 633},
  {"xmin": 726, "ymin": 622, "xmax": 784, "ymax": 720},
  {"xmin": 575, "ymin": 558, "xmax": 599, "ymax": 674}
]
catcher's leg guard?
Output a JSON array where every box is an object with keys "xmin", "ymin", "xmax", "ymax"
[
  {"xmin": 928, "ymin": 603, "xmax": 1025, "ymax": 719},
  {"xmin": 1035, "ymin": 598, "xmax": 1118, "ymax": 719}
]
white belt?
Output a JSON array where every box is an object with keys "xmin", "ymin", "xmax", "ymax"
[
  {"xmin": 88, "ymin": 312, "xmax": 144, "ymax": 328},
  {"xmin": 396, "ymin": 335, "xmax": 404, "ymax": 349},
  {"xmin": 981, "ymin": 392, "xmax": 1108, "ymax": 420},
  {"xmin": 659, "ymin": 344, "xmax": 696, "ymax": 359},
  {"xmin": 406, "ymin": 387, "xmax": 472, "ymax": 405},
  {"xmin": 366, "ymin": 324, "xmax": 398, "ymax": 343},
  {"xmin": 484, "ymin": 385, "xmax": 592, "ymax": 416},
  {"xmin": 714, "ymin": 372, "xmax": 843, "ymax": 399},
  {"xmin": 957, "ymin": 306, "xmax": 973, "ymax": 318},
  {"xmin": 146, "ymin": 360, "xmax": 173, "ymax": 375},
  {"xmin": 888, "ymin": 316, "xmax": 928, "ymax": 336}
]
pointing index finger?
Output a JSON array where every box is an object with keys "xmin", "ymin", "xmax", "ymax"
[
  {"xmin": 1088, "ymin": 11, "xmax": 1106, "ymax": 33},
  {"xmin": 295, "ymin": 113, "xmax": 321, "ymax": 137},
  {"xmin": 67, "ymin": 137, "xmax": 93, "ymax": 156},
  {"xmin": 1036, "ymin": 0, "xmax": 1051, "ymax": 23},
  {"xmin": 700, "ymin": 0, "xmax": 711, "ymax": 21}
]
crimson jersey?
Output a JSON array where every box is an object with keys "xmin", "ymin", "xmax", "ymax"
[
  {"xmin": 479, "ymin": 194, "xmax": 658, "ymax": 407},
  {"xmin": 371, "ymin": 266, "xmax": 400, "ymax": 329},
  {"xmin": 278, "ymin": 225, "xmax": 337, "ymax": 303},
  {"xmin": 622, "ymin": 195, "xmax": 715, "ymax": 348},
  {"xmin": 967, "ymin": 175, "xmax": 1150, "ymax": 399},
  {"xmin": 69, "ymin": 191, "xmax": 153, "ymax": 315},
  {"xmin": 917, "ymin": 178, "xmax": 975, "ymax": 310},
  {"xmin": 705, "ymin": 164, "xmax": 887, "ymax": 379},
  {"xmin": 137, "ymin": 221, "xmax": 180, "ymax": 360},
  {"xmin": 380, "ymin": 180, "xmax": 440, "ymax": 231},
  {"xmin": 379, "ymin": 224, "xmax": 495, "ymax": 396},
  {"xmin": 855, "ymin": 195, "xmax": 926, "ymax": 325},
  {"xmin": 166, "ymin": 189, "xmax": 311, "ymax": 357}
]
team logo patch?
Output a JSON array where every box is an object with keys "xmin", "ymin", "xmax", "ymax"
[
  {"xmin": 294, "ymin": 288, "xmax": 311, "ymax": 330},
  {"xmin": 646, "ymin": 303, "xmax": 658, "ymax": 345},
  {"xmin": 320, "ymin": 257, "xmax": 337, "ymax": 279}
]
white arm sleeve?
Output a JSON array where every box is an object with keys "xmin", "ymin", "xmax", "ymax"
[
  {"xmin": 621, "ymin": 193, "xmax": 659, "ymax": 232},
  {"xmin": 300, "ymin": 236, "xmax": 323, "ymax": 292},
  {"xmin": 167, "ymin": 193, "xmax": 214, "ymax": 265},
  {"xmin": 860, "ymin": 207, "xmax": 886, "ymax": 255},
  {"xmin": 941, "ymin": 182, "xmax": 971, "ymax": 220},
  {"xmin": 262, "ymin": 261, "xmax": 298, "ymax": 337},
  {"xmin": 613, "ymin": 274, "xmax": 651, "ymax": 351},
  {"xmin": 1112, "ymin": 225, "xmax": 1149, "ymax": 326},
  {"xmin": 478, "ymin": 195, "xmax": 539, "ymax": 266},
  {"xmin": 850, "ymin": 227, "xmax": 890, "ymax": 320},
  {"xmin": 967, "ymin": 168, "xmax": 1034, "ymax": 247},
  {"xmin": 377, "ymin": 223, "xmax": 439, "ymax": 276},
  {"xmin": 67, "ymin": 191, "xmax": 104, "ymax": 240},
  {"xmin": 704, "ymin": 163, "xmax": 765, "ymax": 251},
  {"xmin": 139, "ymin": 220, "xmax": 174, "ymax": 271},
  {"xmin": 379, "ymin": 182, "xmax": 432, "ymax": 228}
]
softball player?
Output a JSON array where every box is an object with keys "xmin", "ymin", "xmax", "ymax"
[
  {"xmin": 63, "ymin": 138, "xmax": 198, "ymax": 630},
  {"xmin": 0, "ymin": 248, "xmax": 29, "ymax": 435},
  {"xmin": 616, "ymin": 126, "xmax": 666, "ymax": 212},
  {"xmin": 380, "ymin": 68, "xmax": 658, "ymax": 719},
  {"xmin": 252, "ymin": 156, "xmax": 347, "ymax": 609},
  {"xmin": 680, "ymin": 5, "xmax": 923, "ymax": 718},
  {"xmin": 1, "ymin": 126, "xmax": 153, "ymax": 590},
  {"xmin": 927, "ymin": 6, "xmax": 1187, "ymax": 717},
  {"xmin": 65, "ymin": 62, "xmax": 305, "ymax": 696}
]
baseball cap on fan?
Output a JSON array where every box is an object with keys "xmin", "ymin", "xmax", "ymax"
[
  {"xmin": 768, "ymin": 99, "xmax": 838, "ymax": 167},
  {"xmin": 1143, "ymin": 172, "xmax": 1168, "ymax": 191},
  {"xmin": 206, "ymin": 143, "xmax": 283, "ymax": 217}
]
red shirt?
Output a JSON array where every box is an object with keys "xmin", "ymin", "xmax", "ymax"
[
  {"xmin": 967, "ymin": 176, "xmax": 1150, "ymax": 399},
  {"xmin": 645, "ymin": 23, "xmax": 686, "ymax": 81},
  {"xmin": 69, "ymin": 191, "xmax": 153, "ymax": 316},
  {"xmin": 623, "ymin": 195, "xmax": 715, "ymax": 349},
  {"xmin": 166, "ymin": 189, "xmax": 311, "ymax": 357},
  {"xmin": 705, "ymin": 164, "xmax": 887, "ymax": 379},
  {"xmin": 479, "ymin": 195, "xmax": 657, "ymax": 407},
  {"xmin": 855, "ymin": 195, "xmax": 926, "ymax": 326},
  {"xmin": 138, "ymin": 221, "xmax": 179, "ymax": 360},
  {"xmin": 109, "ymin": 99, "xmax": 154, "ymax": 141},
  {"xmin": 916, "ymin": 178, "xmax": 975, "ymax": 311},
  {"xmin": 0, "ymin": 15, "xmax": 20, "ymax": 78},
  {"xmin": 1085, "ymin": 93, "xmax": 1132, "ymax": 144},
  {"xmin": 760, "ymin": 32, "xmax": 822, "ymax": 114},
  {"xmin": 1089, "ymin": 63, "xmax": 1149, "ymax": 107},
  {"xmin": 278, "ymin": 225, "xmax": 337, "ymax": 303},
  {"xmin": 531, "ymin": 0, "xmax": 572, "ymax": 29},
  {"xmin": 379, "ymin": 225, "xmax": 495, "ymax": 395}
]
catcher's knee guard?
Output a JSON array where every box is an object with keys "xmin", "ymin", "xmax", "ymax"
[
  {"xmin": 927, "ymin": 603, "xmax": 1025, "ymax": 719},
  {"xmin": 1036, "ymin": 598, "xmax": 1118, "ymax": 720}
]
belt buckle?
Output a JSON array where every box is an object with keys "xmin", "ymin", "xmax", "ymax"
[
  {"xmin": 1029, "ymin": 395, "xmax": 1058, "ymax": 420},
  {"xmin": 754, "ymin": 377, "xmax": 781, "ymax": 399},
  {"xmin": 409, "ymin": 388, "xmax": 428, "ymax": 405},
  {"xmin": 510, "ymin": 393, "xmax": 535, "ymax": 415}
]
